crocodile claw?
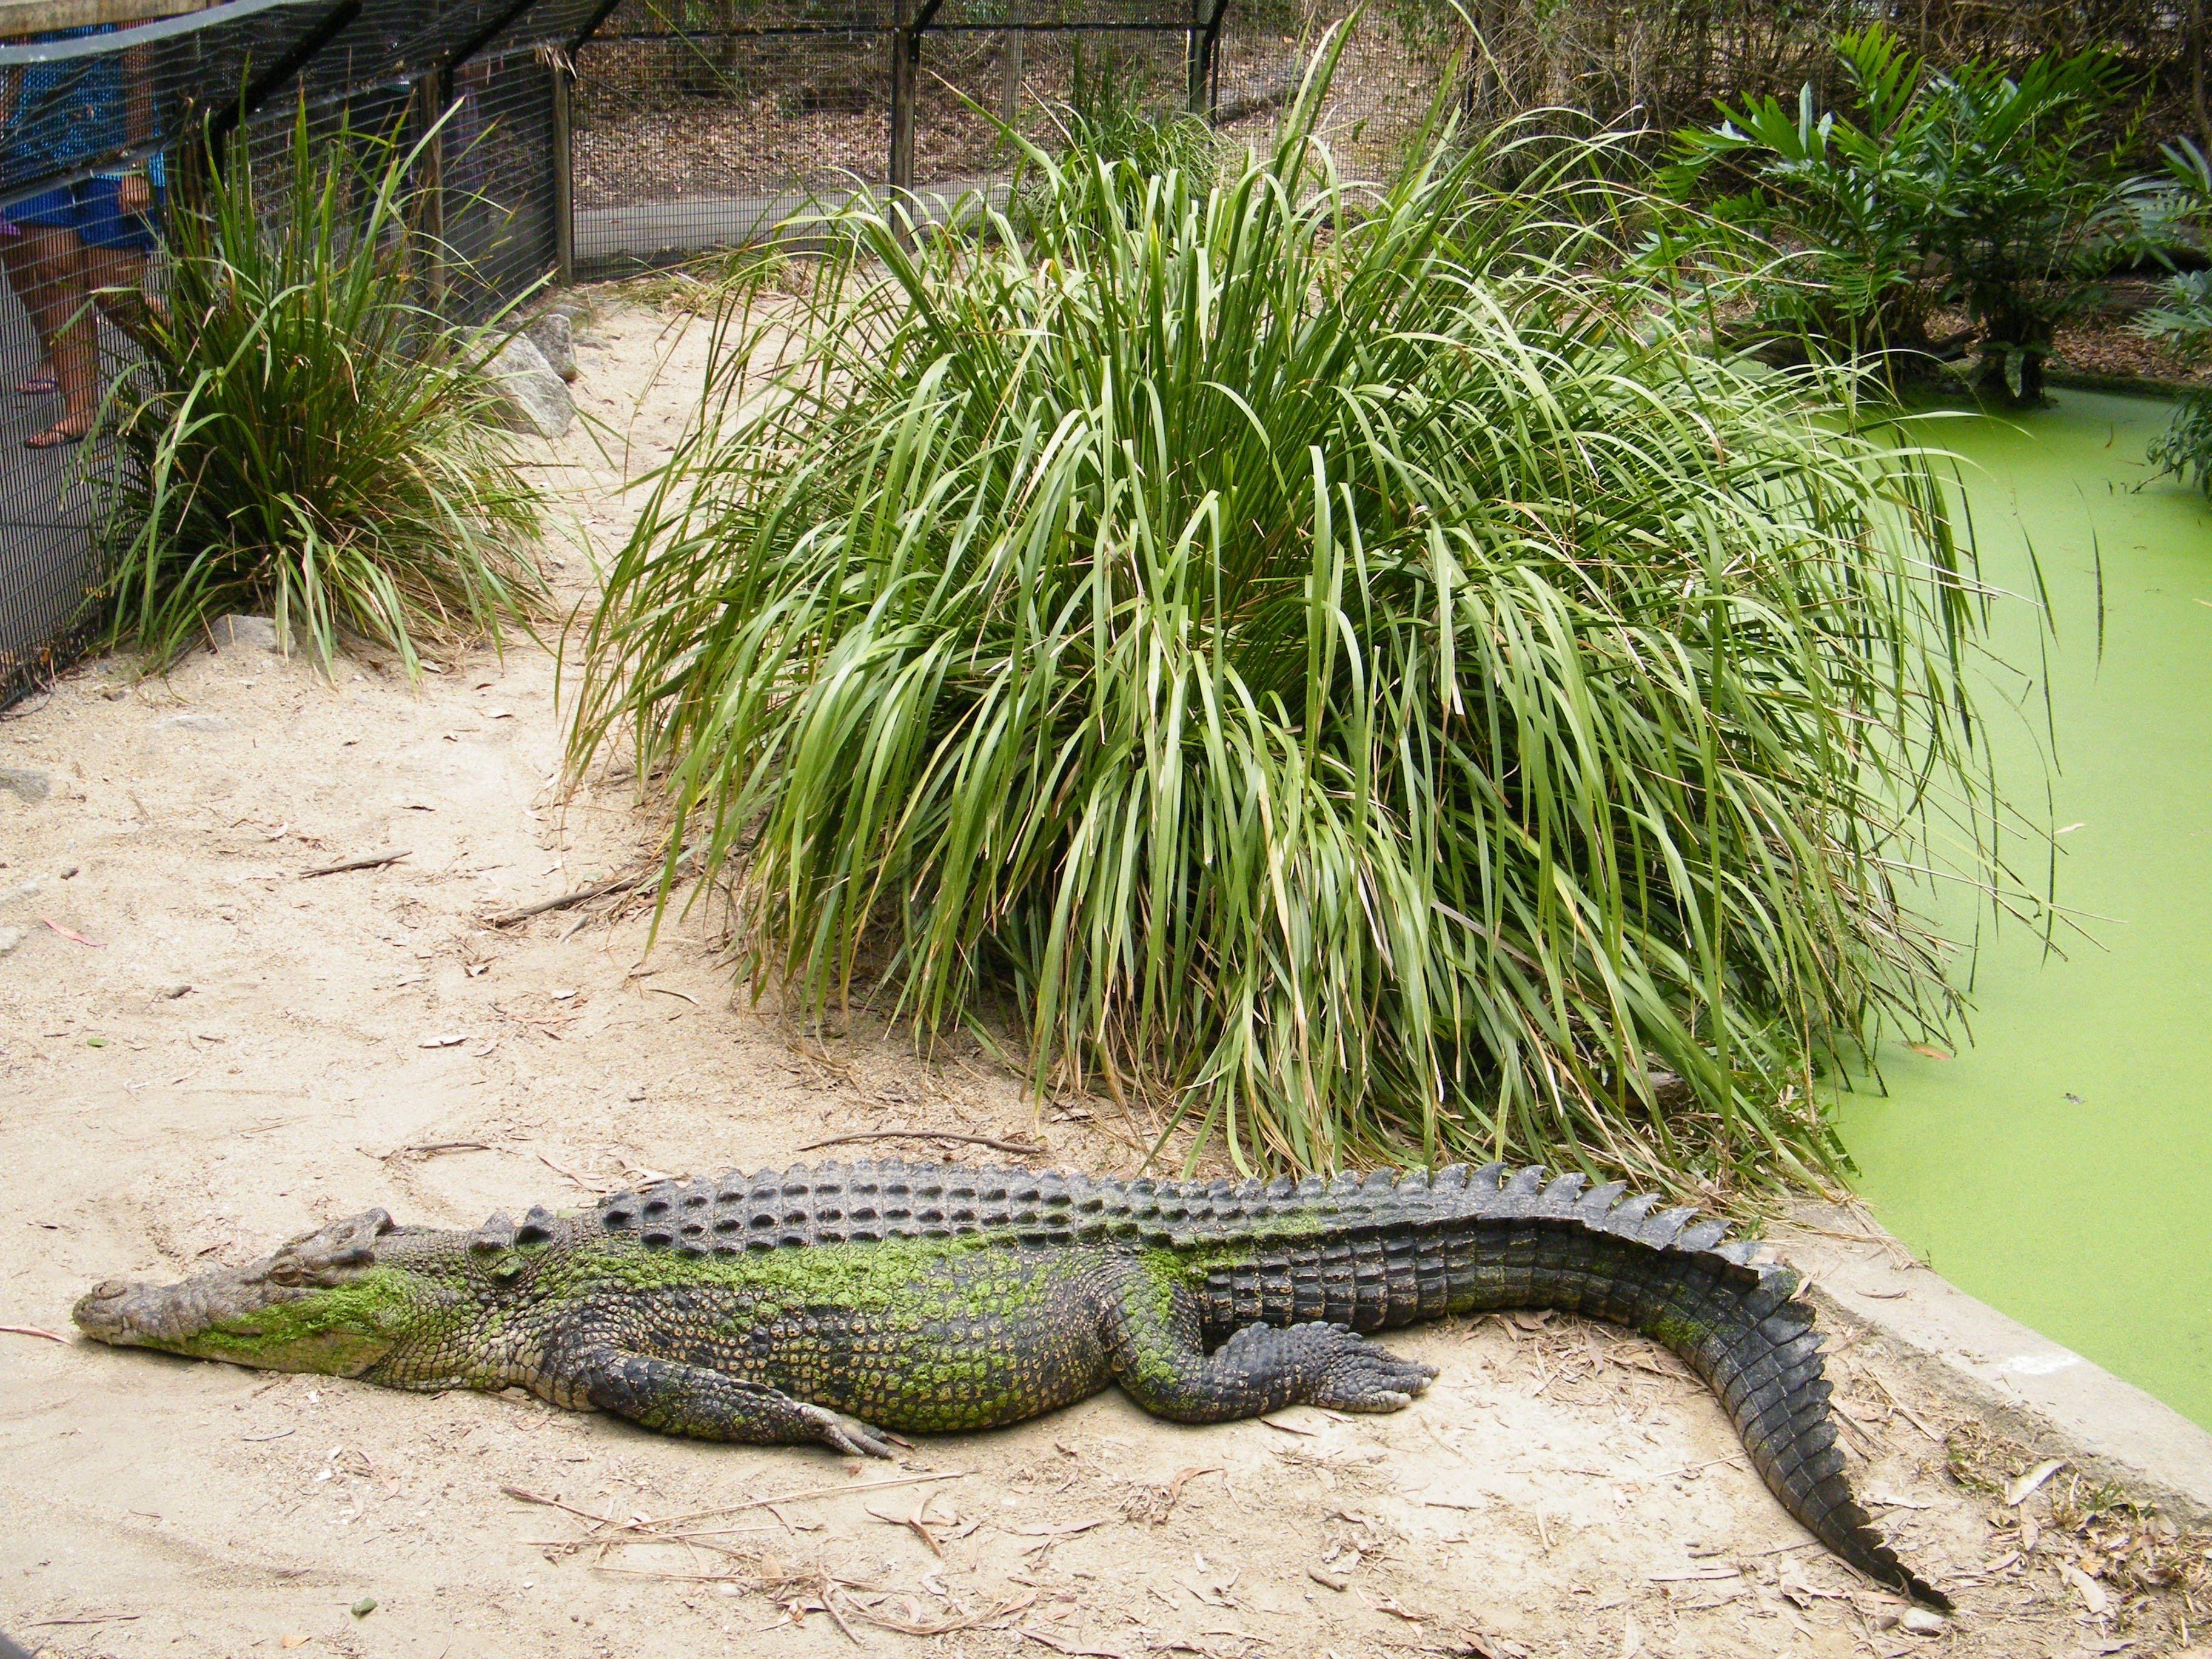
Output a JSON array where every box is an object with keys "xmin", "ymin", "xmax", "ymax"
[{"xmin": 799, "ymin": 1402, "xmax": 908, "ymax": 1458}]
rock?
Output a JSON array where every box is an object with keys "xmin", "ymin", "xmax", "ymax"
[
  {"xmin": 207, "ymin": 613, "xmax": 279, "ymax": 654},
  {"xmin": 0, "ymin": 924, "xmax": 23, "ymax": 956},
  {"xmin": 1900, "ymin": 1607, "xmax": 1948, "ymax": 1636},
  {"xmin": 525, "ymin": 309, "xmax": 577, "ymax": 381},
  {"xmin": 156, "ymin": 981, "xmax": 191, "ymax": 999},
  {"xmin": 155, "ymin": 713, "xmax": 229, "ymax": 734},
  {"xmin": 486, "ymin": 332, "xmax": 574, "ymax": 440},
  {"xmin": 6, "ymin": 877, "xmax": 44, "ymax": 903},
  {"xmin": 0, "ymin": 764, "xmax": 50, "ymax": 803}
]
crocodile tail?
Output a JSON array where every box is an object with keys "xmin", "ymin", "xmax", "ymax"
[
  {"xmin": 1465, "ymin": 1166, "xmax": 1950, "ymax": 1610},
  {"xmin": 1407, "ymin": 1168, "xmax": 1946, "ymax": 1610},
  {"xmin": 1646, "ymin": 1248, "xmax": 1949, "ymax": 1610}
]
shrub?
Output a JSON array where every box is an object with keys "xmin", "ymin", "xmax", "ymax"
[
  {"xmin": 1663, "ymin": 26, "xmax": 1941, "ymax": 370},
  {"xmin": 100, "ymin": 104, "xmax": 545, "ymax": 675},
  {"xmin": 574, "ymin": 35, "xmax": 2023, "ymax": 1197},
  {"xmin": 1669, "ymin": 26, "xmax": 2147, "ymax": 403},
  {"xmin": 1012, "ymin": 42, "xmax": 1216, "ymax": 237}
]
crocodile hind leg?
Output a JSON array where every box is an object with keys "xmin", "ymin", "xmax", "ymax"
[
  {"xmin": 1099, "ymin": 1264, "xmax": 1437, "ymax": 1424},
  {"xmin": 560, "ymin": 1344, "xmax": 906, "ymax": 1457}
]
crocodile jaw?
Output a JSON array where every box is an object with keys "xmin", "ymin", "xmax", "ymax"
[{"xmin": 73, "ymin": 1208, "xmax": 417, "ymax": 1375}]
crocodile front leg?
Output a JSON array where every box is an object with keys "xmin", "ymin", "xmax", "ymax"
[
  {"xmin": 1100, "ymin": 1262, "xmax": 1438, "ymax": 1423},
  {"xmin": 558, "ymin": 1343, "xmax": 905, "ymax": 1457}
]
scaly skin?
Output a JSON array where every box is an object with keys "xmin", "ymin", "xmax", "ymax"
[{"xmin": 73, "ymin": 1158, "xmax": 1948, "ymax": 1607}]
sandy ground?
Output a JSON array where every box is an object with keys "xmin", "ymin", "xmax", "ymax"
[{"xmin": 2, "ymin": 298, "xmax": 2207, "ymax": 1659}]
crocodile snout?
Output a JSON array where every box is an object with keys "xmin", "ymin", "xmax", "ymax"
[{"xmin": 72, "ymin": 1278, "xmax": 140, "ymax": 1341}]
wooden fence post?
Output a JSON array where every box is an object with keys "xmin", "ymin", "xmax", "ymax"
[{"xmin": 415, "ymin": 72, "xmax": 449, "ymax": 312}]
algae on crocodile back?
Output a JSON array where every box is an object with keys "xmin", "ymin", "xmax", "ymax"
[{"xmin": 1834, "ymin": 387, "xmax": 2212, "ymax": 1433}]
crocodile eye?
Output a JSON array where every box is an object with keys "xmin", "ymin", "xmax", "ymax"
[{"xmin": 266, "ymin": 1259, "xmax": 304, "ymax": 1287}]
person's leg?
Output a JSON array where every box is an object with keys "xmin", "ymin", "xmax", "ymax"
[
  {"xmin": 0, "ymin": 232, "xmax": 58, "ymax": 394},
  {"xmin": 80, "ymin": 243, "xmax": 152, "ymax": 343},
  {"xmin": 77, "ymin": 175, "xmax": 164, "ymax": 345},
  {"xmin": 22, "ymin": 226, "xmax": 94, "ymax": 446}
]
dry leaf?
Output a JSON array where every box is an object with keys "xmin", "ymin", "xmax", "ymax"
[
  {"xmin": 1907, "ymin": 1043, "xmax": 1952, "ymax": 1061},
  {"xmin": 2005, "ymin": 1459, "xmax": 2066, "ymax": 1506},
  {"xmin": 2059, "ymin": 1561, "xmax": 2109, "ymax": 1615}
]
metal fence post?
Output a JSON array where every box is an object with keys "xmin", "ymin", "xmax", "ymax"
[
  {"xmin": 890, "ymin": 0, "xmax": 917, "ymax": 240},
  {"xmin": 551, "ymin": 58, "xmax": 574, "ymax": 286}
]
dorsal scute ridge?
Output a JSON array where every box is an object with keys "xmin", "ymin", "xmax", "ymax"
[{"xmin": 581, "ymin": 1159, "xmax": 1771, "ymax": 1282}]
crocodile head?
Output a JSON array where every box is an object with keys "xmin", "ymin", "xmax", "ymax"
[{"xmin": 73, "ymin": 1209, "xmax": 462, "ymax": 1377}]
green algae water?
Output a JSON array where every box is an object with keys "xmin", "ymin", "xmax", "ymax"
[{"xmin": 1832, "ymin": 387, "xmax": 2212, "ymax": 1430}]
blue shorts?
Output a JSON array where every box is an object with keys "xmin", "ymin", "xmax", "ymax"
[{"xmin": 13, "ymin": 175, "xmax": 161, "ymax": 253}]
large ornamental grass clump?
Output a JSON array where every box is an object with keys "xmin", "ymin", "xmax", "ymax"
[
  {"xmin": 102, "ymin": 106, "xmax": 543, "ymax": 674},
  {"xmin": 575, "ymin": 35, "xmax": 2022, "ymax": 1196}
]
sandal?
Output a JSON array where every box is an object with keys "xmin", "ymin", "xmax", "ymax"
[
  {"xmin": 16, "ymin": 370, "xmax": 56, "ymax": 397},
  {"xmin": 24, "ymin": 419, "xmax": 86, "ymax": 449}
]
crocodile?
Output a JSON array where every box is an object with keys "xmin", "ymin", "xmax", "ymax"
[{"xmin": 73, "ymin": 1158, "xmax": 1946, "ymax": 1607}]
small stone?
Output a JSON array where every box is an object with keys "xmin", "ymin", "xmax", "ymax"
[
  {"xmin": 207, "ymin": 614, "xmax": 280, "ymax": 654},
  {"xmin": 0, "ymin": 925, "xmax": 24, "ymax": 956},
  {"xmin": 7, "ymin": 876, "xmax": 44, "ymax": 903},
  {"xmin": 157, "ymin": 981, "xmax": 191, "ymax": 999},
  {"xmin": 155, "ymin": 713, "xmax": 229, "ymax": 734},
  {"xmin": 1902, "ymin": 1607, "xmax": 1947, "ymax": 1636},
  {"xmin": 0, "ymin": 765, "xmax": 50, "ymax": 804},
  {"xmin": 525, "ymin": 309, "xmax": 577, "ymax": 381},
  {"xmin": 486, "ymin": 332, "xmax": 574, "ymax": 440},
  {"xmin": 58, "ymin": 863, "xmax": 78, "ymax": 879},
  {"xmin": 351, "ymin": 1597, "xmax": 377, "ymax": 1618}
]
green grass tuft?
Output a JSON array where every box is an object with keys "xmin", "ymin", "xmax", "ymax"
[
  {"xmin": 572, "ymin": 31, "xmax": 2038, "ymax": 1198},
  {"xmin": 98, "ymin": 103, "xmax": 546, "ymax": 676}
]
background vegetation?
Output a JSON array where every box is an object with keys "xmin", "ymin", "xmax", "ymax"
[
  {"xmin": 2142, "ymin": 139, "xmax": 2212, "ymax": 492},
  {"xmin": 1665, "ymin": 26, "xmax": 2157, "ymax": 403},
  {"xmin": 572, "ymin": 37, "xmax": 2035, "ymax": 1198}
]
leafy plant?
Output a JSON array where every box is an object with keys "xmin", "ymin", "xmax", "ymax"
[
  {"xmin": 1039, "ymin": 42, "xmax": 1216, "ymax": 201},
  {"xmin": 1668, "ymin": 27, "xmax": 2147, "ymax": 402},
  {"xmin": 2140, "ymin": 140, "xmax": 2212, "ymax": 494},
  {"xmin": 1912, "ymin": 45, "xmax": 2145, "ymax": 402},
  {"xmin": 574, "ymin": 34, "xmax": 2030, "ymax": 1198},
  {"xmin": 1664, "ymin": 26, "xmax": 1940, "ymax": 369},
  {"xmin": 100, "ymin": 102, "xmax": 545, "ymax": 675}
]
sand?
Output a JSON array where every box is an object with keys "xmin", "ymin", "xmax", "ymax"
[{"xmin": 1, "ymin": 296, "xmax": 2202, "ymax": 1659}]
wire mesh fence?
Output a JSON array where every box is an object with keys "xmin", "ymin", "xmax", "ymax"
[{"xmin": 0, "ymin": 0, "xmax": 586, "ymax": 708}]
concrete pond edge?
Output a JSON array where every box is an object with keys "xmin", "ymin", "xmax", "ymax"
[{"xmin": 1781, "ymin": 1201, "xmax": 2212, "ymax": 1527}]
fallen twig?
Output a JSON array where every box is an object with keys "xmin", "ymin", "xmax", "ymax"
[
  {"xmin": 486, "ymin": 846, "xmax": 695, "ymax": 927},
  {"xmin": 1, "ymin": 1324, "xmax": 68, "ymax": 1342},
  {"xmin": 300, "ymin": 850, "xmax": 409, "ymax": 879},
  {"xmin": 503, "ymin": 1469, "xmax": 967, "ymax": 1530},
  {"xmin": 798, "ymin": 1130, "xmax": 1048, "ymax": 1157}
]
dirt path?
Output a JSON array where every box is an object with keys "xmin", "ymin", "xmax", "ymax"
[{"xmin": 0, "ymin": 298, "xmax": 2200, "ymax": 1659}]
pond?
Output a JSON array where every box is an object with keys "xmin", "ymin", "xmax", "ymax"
[{"xmin": 1834, "ymin": 386, "xmax": 2212, "ymax": 1432}]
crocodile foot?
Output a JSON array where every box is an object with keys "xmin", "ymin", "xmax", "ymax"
[{"xmin": 1300, "ymin": 1323, "xmax": 1438, "ymax": 1412}]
